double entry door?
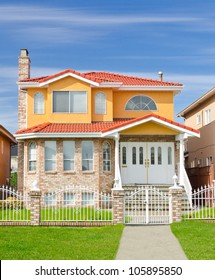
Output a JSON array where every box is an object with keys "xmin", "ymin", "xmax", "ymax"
[{"xmin": 120, "ymin": 142, "xmax": 174, "ymax": 185}]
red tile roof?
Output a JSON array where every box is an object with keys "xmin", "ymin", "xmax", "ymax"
[
  {"xmin": 15, "ymin": 114, "xmax": 199, "ymax": 135},
  {"xmin": 19, "ymin": 69, "xmax": 182, "ymax": 87}
]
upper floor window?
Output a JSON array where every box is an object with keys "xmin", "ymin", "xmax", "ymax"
[
  {"xmin": 196, "ymin": 114, "xmax": 201, "ymax": 125},
  {"xmin": 95, "ymin": 92, "xmax": 106, "ymax": 114},
  {"xmin": 53, "ymin": 91, "xmax": 87, "ymax": 113},
  {"xmin": 125, "ymin": 95, "xmax": 157, "ymax": 111},
  {"xmin": 205, "ymin": 109, "xmax": 211, "ymax": 125},
  {"xmin": 28, "ymin": 142, "xmax": 36, "ymax": 171},
  {"xmin": 34, "ymin": 92, "xmax": 44, "ymax": 114}
]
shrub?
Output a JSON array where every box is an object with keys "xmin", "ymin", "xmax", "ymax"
[{"xmin": 0, "ymin": 197, "xmax": 23, "ymax": 209}]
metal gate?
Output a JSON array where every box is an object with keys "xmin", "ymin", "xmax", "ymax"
[{"xmin": 124, "ymin": 186, "xmax": 171, "ymax": 225}]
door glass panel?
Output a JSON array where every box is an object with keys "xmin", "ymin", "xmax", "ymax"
[
  {"xmin": 150, "ymin": 147, "xmax": 155, "ymax": 165},
  {"xmin": 158, "ymin": 147, "xmax": 162, "ymax": 165},
  {"xmin": 168, "ymin": 147, "xmax": 172, "ymax": 165},
  {"xmin": 132, "ymin": 147, "xmax": 136, "ymax": 165},
  {"xmin": 139, "ymin": 147, "xmax": 143, "ymax": 165},
  {"xmin": 122, "ymin": 147, "xmax": 126, "ymax": 165}
]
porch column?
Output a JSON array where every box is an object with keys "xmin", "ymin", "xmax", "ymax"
[
  {"xmin": 176, "ymin": 134, "xmax": 185, "ymax": 186},
  {"xmin": 113, "ymin": 133, "xmax": 122, "ymax": 189}
]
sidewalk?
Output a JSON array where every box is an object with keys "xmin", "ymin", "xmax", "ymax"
[{"xmin": 115, "ymin": 225, "xmax": 187, "ymax": 260}]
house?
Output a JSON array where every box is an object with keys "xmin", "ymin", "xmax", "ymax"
[
  {"xmin": 15, "ymin": 49, "xmax": 199, "ymax": 197},
  {"xmin": 177, "ymin": 87, "xmax": 215, "ymax": 187},
  {"xmin": 0, "ymin": 124, "xmax": 16, "ymax": 185},
  {"xmin": 11, "ymin": 144, "xmax": 18, "ymax": 172}
]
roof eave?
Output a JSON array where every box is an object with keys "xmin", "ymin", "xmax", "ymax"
[{"xmin": 15, "ymin": 132, "xmax": 102, "ymax": 140}]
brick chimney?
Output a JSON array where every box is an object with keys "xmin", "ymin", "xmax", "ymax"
[
  {"xmin": 18, "ymin": 49, "xmax": 30, "ymax": 130},
  {"xmin": 18, "ymin": 48, "xmax": 31, "ymax": 81}
]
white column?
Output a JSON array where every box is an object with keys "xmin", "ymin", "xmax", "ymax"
[
  {"xmin": 113, "ymin": 133, "xmax": 122, "ymax": 189},
  {"xmin": 176, "ymin": 134, "xmax": 185, "ymax": 186}
]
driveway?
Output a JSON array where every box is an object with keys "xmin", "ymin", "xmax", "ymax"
[{"xmin": 115, "ymin": 225, "xmax": 187, "ymax": 260}]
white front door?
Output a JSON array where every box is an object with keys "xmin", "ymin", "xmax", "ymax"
[{"xmin": 120, "ymin": 142, "xmax": 174, "ymax": 185}]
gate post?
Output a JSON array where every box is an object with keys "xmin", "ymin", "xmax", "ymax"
[
  {"xmin": 112, "ymin": 189, "xmax": 124, "ymax": 224},
  {"xmin": 30, "ymin": 181, "xmax": 41, "ymax": 226},
  {"xmin": 169, "ymin": 176, "xmax": 183, "ymax": 223}
]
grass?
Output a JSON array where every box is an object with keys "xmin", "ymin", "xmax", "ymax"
[
  {"xmin": 0, "ymin": 207, "xmax": 112, "ymax": 221},
  {"xmin": 0, "ymin": 225, "xmax": 124, "ymax": 260},
  {"xmin": 171, "ymin": 220, "xmax": 215, "ymax": 260},
  {"xmin": 182, "ymin": 207, "xmax": 215, "ymax": 219}
]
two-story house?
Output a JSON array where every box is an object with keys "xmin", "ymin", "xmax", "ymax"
[
  {"xmin": 177, "ymin": 87, "xmax": 215, "ymax": 187},
  {"xmin": 15, "ymin": 49, "xmax": 199, "ymax": 196}
]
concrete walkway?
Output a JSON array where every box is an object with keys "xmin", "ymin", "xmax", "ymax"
[{"xmin": 115, "ymin": 225, "xmax": 187, "ymax": 260}]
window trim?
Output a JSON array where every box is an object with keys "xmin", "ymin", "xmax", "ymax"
[
  {"xmin": 52, "ymin": 90, "xmax": 88, "ymax": 114},
  {"xmin": 28, "ymin": 142, "xmax": 36, "ymax": 171},
  {"xmin": 103, "ymin": 142, "xmax": 111, "ymax": 172}
]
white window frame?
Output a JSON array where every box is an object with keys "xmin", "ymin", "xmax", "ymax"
[
  {"xmin": 95, "ymin": 92, "xmax": 106, "ymax": 114},
  {"xmin": 44, "ymin": 141, "xmax": 56, "ymax": 171},
  {"xmin": 63, "ymin": 141, "xmax": 75, "ymax": 171},
  {"xmin": 205, "ymin": 109, "xmax": 211, "ymax": 125},
  {"xmin": 53, "ymin": 91, "xmax": 87, "ymax": 113},
  {"xmin": 28, "ymin": 142, "xmax": 36, "ymax": 171},
  {"xmin": 125, "ymin": 95, "xmax": 157, "ymax": 111},
  {"xmin": 196, "ymin": 114, "xmax": 201, "ymax": 125},
  {"xmin": 34, "ymin": 92, "xmax": 44, "ymax": 114},
  {"xmin": 103, "ymin": 142, "xmax": 111, "ymax": 172},
  {"xmin": 82, "ymin": 141, "xmax": 94, "ymax": 171}
]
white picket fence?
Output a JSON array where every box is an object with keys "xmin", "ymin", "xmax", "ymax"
[
  {"xmin": 183, "ymin": 184, "xmax": 215, "ymax": 220},
  {"xmin": 40, "ymin": 186, "xmax": 113, "ymax": 222},
  {"xmin": 0, "ymin": 186, "xmax": 30, "ymax": 221}
]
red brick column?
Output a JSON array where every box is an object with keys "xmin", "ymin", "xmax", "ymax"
[
  {"xmin": 169, "ymin": 186, "xmax": 183, "ymax": 223},
  {"xmin": 112, "ymin": 189, "xmax": 124, "ymax": 224},
  {"xmin": 30, "ymin": 190, "xmax": 41, "ymax": 226}
]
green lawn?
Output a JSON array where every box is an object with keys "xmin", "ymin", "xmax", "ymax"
[
  {"xmin": 0, "ymin": 225, "xmax": 124, "ymax": 260},
  {"xmin": 183, "ymin": 207, "xmax": 215, "ymax": 219},
  {"xmin": 171, "ymin": 220, "xmax": 215, "ymax": 260}
]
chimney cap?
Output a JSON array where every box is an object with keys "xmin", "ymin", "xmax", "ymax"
[
  {"xmin": 158, "ymin": 71, "xmax": 163, "ymax": 81},
  {"xmin": 20, "ymin": 48, "xmax": 29, "ymax": 57}
]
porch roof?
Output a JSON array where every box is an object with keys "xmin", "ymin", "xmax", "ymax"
[{"xmin": 15, "ymin": 113, "xmax": 200, "ymax": 140}]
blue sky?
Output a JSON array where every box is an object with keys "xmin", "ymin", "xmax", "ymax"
[{"xmin": 1, "ymin": 0, "xmax": 215, "ymax": 133}]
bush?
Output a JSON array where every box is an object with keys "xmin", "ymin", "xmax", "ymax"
[
  {"xmin": 10, "ymin": 172, "xmax": 17, "ymax": 187},
  {"xmin": 0, "ymin": 197, "xmax": 23, "ymax": 209}
]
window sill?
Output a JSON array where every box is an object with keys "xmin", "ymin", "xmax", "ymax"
[
  {"xmin": 82, "ymin": 171, "xmax": 95, "ymax": 174},
  {"xmin": 63, "ymin": 171, "xmax": 76, "ymax": 174},
  {"xmin": 45, "ymin": 171, "xmax": 57, "ymax": 174},
  {"xmin": 28, "ymin": 171, "xmax": 36, "ymax": 175}
]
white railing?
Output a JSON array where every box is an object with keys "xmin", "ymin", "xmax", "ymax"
[
  {"xmin": 183, "ymin": 184, "xmax": 215, "ymax": 220},
  {"xmin": 41, "ymin": 186, "xmax": 113, "ymax": 222},
  {"xmin": 0, "ymin": 186, "xmax": 30, "ymax": 221}
]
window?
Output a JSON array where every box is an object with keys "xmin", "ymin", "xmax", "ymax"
[
  {"xmin": 158, "ymin": 147, "xmax": 162, "ymax": 165},
  {"xmin": 82, "ymin": 141, "xmax": 94, "ymax": 171},
  {"xmin": 132, "ymin": 147, "xmax": 136, "ymax": 165},
  {"xmin": 44, "ymin": 141, "xmax": 56, "ymax": 171},
  {"xmin": 196, "ymin": 114, "xmax": 201, "ymax": 125},
  {"xmin": 197, "ymin": 159, "xmax": 202, "ymax": 167},
  {"xmin": 206, "ymin": 156, "xmax": 213, "ymax": 166},
  {"xmin": 63, "ymin": 193, "xmax": 75, "ymax": 206},
  {"xmin": 103, "ymin": 142, "xmax": 111, "ymax": 171},
  {"xmin": 82, "ymin": 193, "xmax": 94, "ymax": 206},
  {"xmin": 28, "ymin": 142, "xmax": 36, "ymax": 171},
  {"xmin": 63, "ymin": 141, "xmax": 75, "ymax": 171},
  {"xmin": 53, "ymin": 91, "xmax": 87, "ymax": 113},
  {"xmin": 191, "ymin": 161, "xmax": 195, "ymax": 168},
  {"xmin": 44, "ymin": 193, "xmax": 56, "ymax": 206},
  {"xmin": 205, "ymin": 109, "xmax": 211, "ymax": 125},
  {"xmin": 125, "ymin": 95, "xmax": 157, "ymax": 111},
  {"xmin": 34, "ymin": 92, "xmax": 44, "ymax": 114},
  {"xmin": 168, "ymin": 147, "xmax": 172, "ymax": 165},
  {"xmin": 150, "ymin": 147, "xmax": 155, "ymax": 165},
  {"xmin": 95, "ymin": 92, "xmax": 106, "ymax": 114},
  {"xmin": 122, "ymin": 147, "xmax": 126, "ymax": 165},
  {"xmin": 139, "ymin": 147, "xmax": 143, "ymax": 165}
]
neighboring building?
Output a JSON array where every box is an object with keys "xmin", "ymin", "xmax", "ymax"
[
  {"xmin": 0, "ymin": 125, "xmax": 17, "ymax": 185},
  {"xmin": 177, "ymin": 87, "xmax": 215, "ymax": 187},
  {"xmin": 15, "ymin": 49, "xmax": 199, "ymax": 196}
]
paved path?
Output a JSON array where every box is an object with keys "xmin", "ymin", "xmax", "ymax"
[{"xmin": 115, "ymin": 225, "xmax": 187, "ymax": 260}]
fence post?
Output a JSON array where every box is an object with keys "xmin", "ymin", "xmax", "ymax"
[
  {"xmin": 112, "ymin": 189, "xmax": 124, "ymax": 224},
  {"xmin": 169, "ymin": 175, "xmax": 183, "ymax": 223},
  {"xmin": 30, "ymin": 181, "xmax": 41, "ymax": 226}
]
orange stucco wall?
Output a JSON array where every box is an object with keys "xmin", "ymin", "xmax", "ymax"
[{"xmin": 27, "ymin": 76, "xmax": 175, "ymax": 127}]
